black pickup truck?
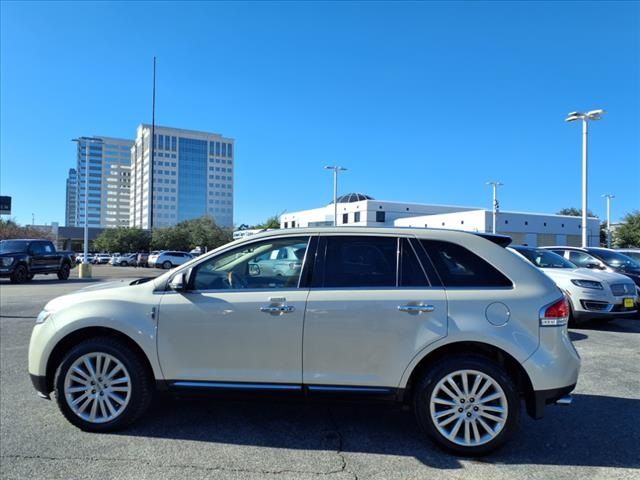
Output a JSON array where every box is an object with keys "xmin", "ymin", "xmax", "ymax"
[{"xmin": 0, "ymin": 239, "xmax": 75, "ymax": 284}]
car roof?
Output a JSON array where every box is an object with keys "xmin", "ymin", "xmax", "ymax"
[{"xmin": 239, "ymin": 227, "xmax": 512, "ymax": 246}]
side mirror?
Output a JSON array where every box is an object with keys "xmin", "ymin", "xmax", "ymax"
[
  {"xmin": 169, "ymin": 272, "xmax": 187, "ymax": 291},
  {"xmin": 249, "ymin": 263, "xmax": 261, "ymax": 276},
  {"xmin": 585, "ymin": 262, "xmax": 602, "ymax": 269}
]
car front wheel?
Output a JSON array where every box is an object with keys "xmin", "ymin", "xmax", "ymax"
[
  {"xmin": 162, "ymin": 261, "xmax": 172, "ymax": 269},
  {"xmin": 54, "ymin": 337, "xmax": 152, "ymax": 432},
  {"xmin": 413, "ymin": 355, "xmax": 519, "ymax": 456},
  {"xmin": 10, "ymin": 264, "xmax": 28, "ymax": 284}
]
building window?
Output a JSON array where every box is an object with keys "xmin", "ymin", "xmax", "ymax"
[
  {"xmin": 284, "ymin": 222, "xmax": 288, "ymax": 228},
  {"xmin": 228, "ymin": 143, "xmax": 233, "ymax": 157},
  {"xmin": 342, "ymin": 213, "xmax": 348, "ymax": 224},
  {"xmin": 376, "ymin": 211, "xmax": 385, "ymax": 223},
  {"xmin": 291, "ymin": 221, "xmax": 296, "ymax": 228},
  {"xmin": 354, "ymin": 211, "xmax": 360, "ymax": 223}
]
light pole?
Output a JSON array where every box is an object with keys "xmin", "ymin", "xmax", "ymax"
[
  {"xmin": 324, "ymin": 166, "xmax": 347, "ymax": 226},
  {"xmin": 486, "ymin": 181, "xmax": 503, "ymax": 234},
  {"xmin": 565, "ymin": 109, "xmax": 605, "ymax": 247},
  {"xmin": 602, "ymin": 193, "xmax": 615, "ymax": 248},
  {"xmin": 72, "ymin": 137, "xmax": 103, "ymax": 278}
]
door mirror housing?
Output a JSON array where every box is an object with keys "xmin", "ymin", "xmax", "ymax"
[
  {"xmin": 169, "ymin": 270, "xmax": 191, "ymax": 291},
  {"xmin": 585, "ymin": 262, "xmax": 603, "ymax": 270}
]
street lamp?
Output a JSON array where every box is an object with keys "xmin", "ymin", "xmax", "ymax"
[
  {"xmin": 72, "ymin": 137, "xmax": 104, "ymax": 278},
  {"xmin": 602, "ymin": 193, "xmax": 615, "ymax": 248},
  {"xmin": 565, "ymin": 109, "xmax": 606, "ymax": 247},
  {"xmin": 486, "ymin": 181, "xmax": 504, "ymax": 234},
  {"xmin": 324, "ymin": 166, "xmax": 347, "ymax": 226}
]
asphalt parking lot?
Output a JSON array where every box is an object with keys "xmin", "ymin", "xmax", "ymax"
[{"xmin": 1, "ymin": 266, "xmax": 639, "ymax": 479}]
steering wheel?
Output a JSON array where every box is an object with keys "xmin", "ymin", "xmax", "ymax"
[{"xmin": 226, "ymin": 271, "xmax": 248, "ymax": 289}]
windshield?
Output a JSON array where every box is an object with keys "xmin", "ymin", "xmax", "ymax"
[
  {"xmin": 592, "ymin": 249, "xmax": 640, "ymax": 269},
  {"xmin": 0, "ymin": 240, "xmax": 30, "ymax": 253},
  {"xmin": 516, "ymin": 248, "xmax": 577, "ymax": 269}
]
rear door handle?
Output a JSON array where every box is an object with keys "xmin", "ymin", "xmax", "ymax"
[
  {"xmin": 398, "ymin": 304, "xmax": 435, "ymax": 313},
  {"xmin": 260, "ymin": 305, "xmax": 295, "ymax": 314}
]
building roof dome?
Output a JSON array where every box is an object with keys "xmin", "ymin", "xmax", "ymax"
[{"xmin": 330, "ymin": 193, "xmax": 374, "ymax": 204}]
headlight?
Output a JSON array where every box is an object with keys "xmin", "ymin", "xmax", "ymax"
[
  {"xmin": 1, "ymin": 257, "xmax": 15, "ymax": 266},
  {"xmin": 571, "ymin": 279, "xmax": 603, "ymax": 290},
  {"xmin": 36, "ymin": 310, "xmax": 52, "ymax": 324}
]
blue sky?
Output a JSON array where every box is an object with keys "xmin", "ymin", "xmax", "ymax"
[{"xmin": 1, "ymin": 1, "xmax": 638, "ymax": 227}]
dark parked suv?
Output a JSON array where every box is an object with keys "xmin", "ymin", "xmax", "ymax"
[{"xmin": 0, "ymin": 239, "xmax": 75, "ymax": 283}]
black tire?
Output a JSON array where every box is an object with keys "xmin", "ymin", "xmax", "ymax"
[
  {"xmin": 26, "ymin": 273, "xmax": 35, "ymax": 281},
  {"xmin": 10, "ymin": 264, "xmax": 28, "ymax": 284},
  {"xmin": 162, "ymin": 261, "xmax": 172, "ymax": 269},
  {"xmin": 120, "ymin": 261, "xmax": 127, "ymax": 267},
  {"xmin": 57, "ymin": 263, "xmax": 71, "ymax": 280},
  {"xmin": 54, "ymin": 337, "xmax": 153, "ymax": 432},
  {"xmin": 412, "ymin": 355, "xmax": 520, "ymax": 456}
]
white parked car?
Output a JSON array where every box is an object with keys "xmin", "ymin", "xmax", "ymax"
[
  {"xmin": 91, "ymin": 254, "xmax": 112, "ymax": 265},
  {"xmin": 109, "ymin": 254, "xmax": 137, "ymax": 267},
  {"xmin": 509, "ymin": 246, "xmax": 638, "ymax": 324},
  {"xmin": 75, "ymin": 254, "xmax": 94, "ymax": 264},
  {"xmin": 148, "ymin": 251, "xmax": 193, "ymax": 269},
  {"xmin": 28, "ymin": 228, "xmax": 581, "ymax": 456}
]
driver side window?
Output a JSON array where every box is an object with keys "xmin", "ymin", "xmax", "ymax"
[{"xmin": 191, "ymin": 236, "xmax": 310, "ymax": 291}]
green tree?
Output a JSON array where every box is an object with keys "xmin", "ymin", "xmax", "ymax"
[
  {"xmin": 150, "ymin": 216, "xmax": 233, "ymax": 252},
  {"xmin": 251, "ymin": 214, "xmax": 281, "ymax": 229},
  {"xmin": 614, "ymin": 211, "xmax": 640, "ymax": 248},
  {"xmin": 0, "ymin": 218, "xmax": 53, "ymax": 240},
  {"xmin": 556, "ymin": 207, "xmax": 597, "ymax": 218},
  {"xmin": 93, "ymin": 227, "xmax": 151, "ymax": 253}
]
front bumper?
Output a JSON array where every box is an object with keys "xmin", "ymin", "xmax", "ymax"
[{"xmin": 30, "ymin": 374, "xmax": 50, "ymax": 399}]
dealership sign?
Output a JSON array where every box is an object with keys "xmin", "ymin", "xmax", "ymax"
[{"xmin": 0, "ymin": 196, "xmax": 11, "ymax": 215}]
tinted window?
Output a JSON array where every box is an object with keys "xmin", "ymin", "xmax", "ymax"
[
  {"xmin": 192, "ymin": 237, "xmax": 309, "ymax": 290},
  {"xmin": 568, "ymin": 251, "xmax": 596, "ymax": 267},
  {"xmin": 323, "ymin": 236, "xmax": 397, "ymax": 288},
  {"xmin": 376, "ymin": 211, "xmax": 385, "ymax": 223},
  {"xmin": 420, "ymin": 240, "xmax": 512, "ymax": 288},
  {"xmin": 400, "ymin": 238, "xmax": 430, "ymax": 287},
  {"xmin": 0, "ymin": 241, "xmax": 29, "ymax": 253}
]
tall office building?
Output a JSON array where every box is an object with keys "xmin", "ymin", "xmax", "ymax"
[
  {"xmin": 74, "ymin": 136, "xmax": 133, "ymax": 228},
  {"xmin": 64, "ymin": 168, "xmax": 77, "ymax": 227},
  {"xmin": 129, "ymin": 125, "xmax": 235, "ymax": 229}
]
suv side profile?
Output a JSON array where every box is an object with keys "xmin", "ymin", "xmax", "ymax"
[{"xmin": 28, "ymin": 228, "xmax": 580, "ymax": 456}]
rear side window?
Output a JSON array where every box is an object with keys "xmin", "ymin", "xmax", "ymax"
[
  {"xmin": 400, "ymin": 238, "xmax": 430, "ymax": 287},
  {"xmin": 419, "ymin": 240, "xmax": 512, "ymax": 288},
  {"xmin": 322, "ymin": 236, "xmax": 397, "ymax": 288}
]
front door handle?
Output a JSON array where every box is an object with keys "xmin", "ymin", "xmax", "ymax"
[
  {"xmin": 398, "ymin": 304, "xmax": 435, "ymax": 313},
  {"xmin": 260, "ymin": 305, "xmax": 295, "ymax": 314}
]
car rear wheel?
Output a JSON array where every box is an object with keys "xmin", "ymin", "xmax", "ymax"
[
  {"xmin": 54, "ymin": 337, "xmax": 152, "ymax": 432},
  {"xmin": 10, "ymin": 264, "xmax": 28, "ymax": 284},
  {"xmin": 162, "ymin": 261, "xmax": 172, "ymax": 269},
  {"xmin": 57, "ymin": 263, "xmax": 71, "ymax": 280},
  {"xmin": 120, "ymin": 261, "xmax": 127, "ymax": 267},
  {"xmin": 413, "ymin": 355, "xmax": 519, "ymax": 456}
]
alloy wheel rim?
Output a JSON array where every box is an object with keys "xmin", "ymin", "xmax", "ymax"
[
  {"xmin": 64, "ymin": 352, "xmax": 131, "ymax": 424},
  {"xmin": 429, "ymin": 369, "xmax": 508, "ymax": 447}
]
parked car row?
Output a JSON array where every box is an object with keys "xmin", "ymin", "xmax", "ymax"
[
  {"xmin": 509, "ymin": 246, "xmax": 638, "ymax": 324},
  {"xmin": 73, "ymin": 251, "xmax": 194, "ymax": 269}
]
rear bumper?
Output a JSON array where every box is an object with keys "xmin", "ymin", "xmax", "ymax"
[{"xmin": 527, "ymin": 384, "xmax": 576, "ymax": 419}]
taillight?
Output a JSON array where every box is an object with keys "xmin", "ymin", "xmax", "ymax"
[{"xmin": 540, "ymin": 297, "xmax": 570, "ymax": 327}]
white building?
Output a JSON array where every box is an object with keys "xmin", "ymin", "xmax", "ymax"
[
  {"xmin": 280, "ymin": 193, "xmax": 601, "ymax": 247},
  {"xmin": 73, "ymin": 136, "xmax": 133, "ymax": 228},
  {"xmin": 280, "ymin": 193, "xmax": 477, "ymax": 229},
  {"xmin": 129, "ymin": 125, "xmax": 234, "ymax": 229},
  {"xmin": 394, "ymin": 209, "xmax": 600, "ymax": 247}
]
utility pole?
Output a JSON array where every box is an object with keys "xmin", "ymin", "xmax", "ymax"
[
  {"xmin": 602, "ymin": 194, "xmax": 615, "ymax": 248},
  {"xmin": 324, "ymin": 166, "xmax": 347, "ymax": 226},
  {"xmin": 566, "ymin": 110, "xmax": 605, "ymax": 247},
  {"xmin": 486, "ymin": 181, "xmax": 503, "ymax": 234},
  {"xmin": 149, "ymin": 56, "xmax": 157, "ymax": 230}
]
